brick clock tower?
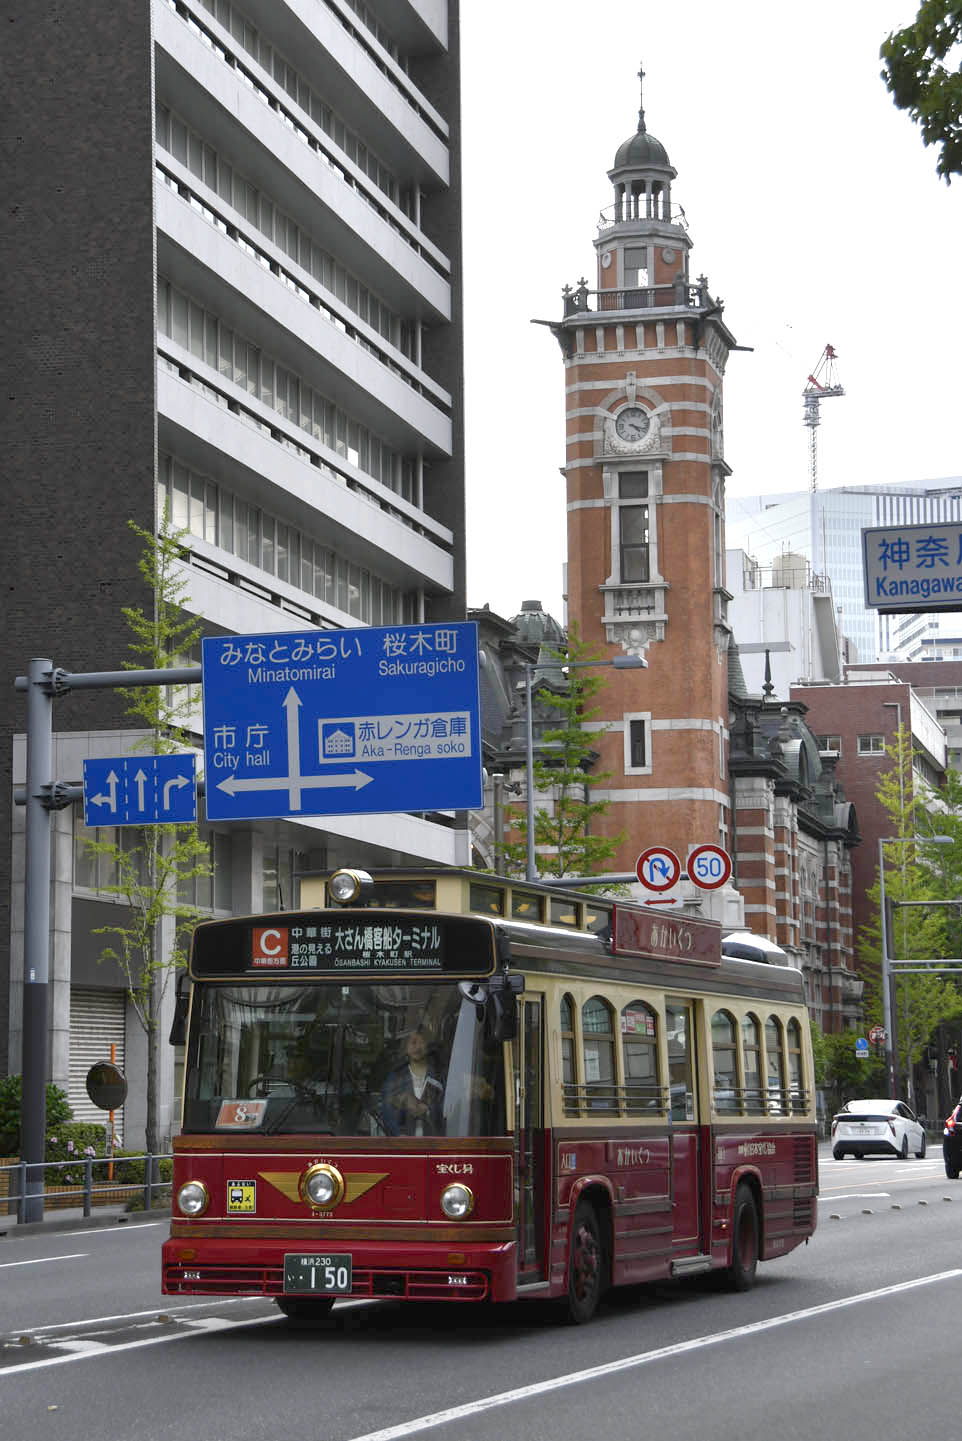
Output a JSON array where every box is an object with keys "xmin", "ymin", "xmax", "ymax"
[{"xmin": 553, "ymin": 71, "xmax": 737, "ymax": 889}]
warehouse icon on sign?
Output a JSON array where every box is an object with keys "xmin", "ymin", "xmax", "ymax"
[{"xmin": 321, "ymin": 723, "xmax": 356, "ymax": 758}]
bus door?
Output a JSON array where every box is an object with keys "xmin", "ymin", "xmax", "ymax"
[
  {"xmin": 665, "ymin": 999, "xmax": 701, "ymax": 1251},
  {"xmin": 512, "ymin": 994, "xmax": 547, "ymax": 1282}
]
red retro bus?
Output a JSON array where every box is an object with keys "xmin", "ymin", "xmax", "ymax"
[{"xmin": 162, "ymin": 867, "xmax": 817, "ymax": 1324}]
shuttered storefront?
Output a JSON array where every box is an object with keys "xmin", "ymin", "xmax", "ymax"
[{"xmin": 68, "ymin": 988, "xmax": 126, "ymax": 1144}]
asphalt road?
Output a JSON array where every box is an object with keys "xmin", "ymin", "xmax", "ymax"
[{"xmin": 1, "ymin": 1145, "xmax": 958, "ymax": 1441}]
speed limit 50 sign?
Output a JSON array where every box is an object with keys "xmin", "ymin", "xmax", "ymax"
[{"xmin": 687, "ymin": 844, "xmax": 732, "ymax": 890}]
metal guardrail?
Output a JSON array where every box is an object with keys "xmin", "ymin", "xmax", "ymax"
[{"xmin": 0, "ymin": 1153, "xmax": 172, "ymax": 1224}]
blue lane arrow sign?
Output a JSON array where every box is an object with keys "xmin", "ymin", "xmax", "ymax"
[
  {"xmin": 201, "ymin": 621, "xmax": 482, "ymax": 823},
  {"xmin": 82, "ymin": 754, "xmax": 197, "ymax": 827}
]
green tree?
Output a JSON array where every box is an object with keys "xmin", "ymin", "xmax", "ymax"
[
  {"xmin": 84, "ymin": 510, "xmax": 211, "ymax": 1160},
  {"xmin": 0, "ymin": 1077, "xmax": 72, "ymax": 1157},
  {"xmin": 881, "ymin": 2, "xmax": 962, "ymax": 183},
  {"xmin": 820, "ymin": 1032, "xmax": 887, "ymax": 1114},
  {"xmin": 502, "ymin": 627, "xmax": 625, "ymax": 882},
  {"xmin": 859, "ymin": 723, "xmax": 962, "ymax": 1097}
]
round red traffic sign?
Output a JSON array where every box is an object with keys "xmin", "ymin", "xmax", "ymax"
[
  {"xmin": 636, "ymin": 846, "xmax": 681, "ymax": 892},
  {"xmin": 869, "ymin": 1024, "xmax": 886, "ymax": 1045},
  {"xmin": 687, "ymin": 844, "xmax": 733, "ymax": 890}
]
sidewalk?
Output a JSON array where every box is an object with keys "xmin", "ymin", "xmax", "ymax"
[{"xmin": 0, "ymin": 1205, "xmax": 168, "ymax": 1239}]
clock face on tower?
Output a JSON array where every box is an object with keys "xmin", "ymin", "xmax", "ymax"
[{"xmin": 614, "ymin": 406, "xmax": 650, "ymax": 442}]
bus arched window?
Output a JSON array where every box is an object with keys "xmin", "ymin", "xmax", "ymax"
[
  {"xmin": 765, "ymin": 1015, "xmax": 785, "ymax": 1114},
  {"xmin": 560, "ymin": 994, "xmax": 578, "ymax": 1116},
  {"xmin": 741, "ymin": 1013, "xmax": 764, "ymax": 1114},
  {"xmin": 786, "ymin": 1017, "xmax": 805, "ymax": 1112},
  {"xmin": 711, "ymin": 1010, "xmax": 738, "ymax": 1113},
  {"xmin": 582, "ymin": 997, "xmax": 616, "ymax": 1110},
  {"xmin": 621, "ymin": 1000, "xmax": 660, "ymax": 1114}
]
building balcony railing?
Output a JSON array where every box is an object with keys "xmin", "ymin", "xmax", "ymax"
[
  {"xmin": 562, "ymin": 279, "xmax": 713, "ymax": 319},
  {"xmin": 597, "ymin": 203, "xmax": 690, "ymax": 232}
]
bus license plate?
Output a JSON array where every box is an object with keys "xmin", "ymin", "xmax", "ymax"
[{"xmin": 283, "ymin": 1253, "xmax": 352, "ymax": 1294}]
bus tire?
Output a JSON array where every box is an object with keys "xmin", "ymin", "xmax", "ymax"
[
  {"xmin": 565, "ymin": 1200, "xmax": 604, "ymax": 1324},
  {"xmin": 725, "ymin": 1183, "xmax": 759, "ymax": 1292},
  {"xmin": 275, "ymin": 1296, "xmax": 336, "ymax": 1323}
]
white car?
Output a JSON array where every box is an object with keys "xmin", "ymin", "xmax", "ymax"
[{"xmin": 832, "ymin": 1098, "xmax": 927, "ymax": 1160}]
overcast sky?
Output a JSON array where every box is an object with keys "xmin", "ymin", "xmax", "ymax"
[{"xmin": 459, "ymin": 0, "xmax": 961, "ymax": 626}]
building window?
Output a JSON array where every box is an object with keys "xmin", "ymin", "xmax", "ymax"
[
  {"xmin": 262, "ymin": 844, "xmax": 308, "ymax": 911},
  {"xmin": 817, "ymin": 734, "xmax": 842, "ymax": 753},
  {"xmin": 619, "ymin": 471, "xmax": 648, "ymax": 499},
  {"xmin": 74, "ymin": 821, "xmax": 147, "ymax": 894},
  {"xmin": 623, "ymin": 712, "xmax": 652, "ymax": 775},
  {"xmin": 624, "ymin": 246, "xmax": 648, "ymax": 288},
  {"xmin": 619, "ymin": 503, "xmax": 650, "ymax": 582},
  {"xmin": 857, "ymin": 734, "xmax": 885, "ymax": 755}
]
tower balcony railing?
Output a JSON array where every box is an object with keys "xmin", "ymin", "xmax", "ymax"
[
  {"xmin": 598, "ymin": 203, "xmax": 690, "ymax": 232},
  {"xmin": 562, "ymin": 279, "xmax": 711, "ymax": 318}
]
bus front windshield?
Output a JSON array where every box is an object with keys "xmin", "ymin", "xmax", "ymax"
[{"xmin": 182, "ymin": 981, "xmax": 507, "ymax": 1139}]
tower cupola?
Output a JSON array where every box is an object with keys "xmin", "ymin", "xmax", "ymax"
[{"xmin": 607, "ymin": 64, "xmax": 677, "ymax": 225}]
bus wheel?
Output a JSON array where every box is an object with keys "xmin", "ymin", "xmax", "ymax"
[
  {"xmin": 725, "ymin": 1184, "xmax": 759, "ymax": 1292},
  {"xmin": 566, "ymin": 1201, "xmax": 604, "ymax": 1324},
  {"xmin": 275, "ymin": 1296, "xmax": 336, "ymax": 1323}
]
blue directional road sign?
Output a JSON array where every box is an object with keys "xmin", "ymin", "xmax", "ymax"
[
  {"xmin": 83, "ymin": 754, "xmax": 197, "ymax": 827},
  {"xmin": 202, "ymin": 622, "xmax": 482, "ymax": 822}
]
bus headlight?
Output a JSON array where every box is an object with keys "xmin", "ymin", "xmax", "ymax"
[
  {"xmin": 300, "ymin": 1163, "xmax": 344, "ymax": 1209},
  {"xmin": 177, "ymin": 1180, "xmax": 209, "ymax": 1216},
  {"xmin": 440, "ymin": 1184, "xmax": 474, "ymax": 1219},
  {"xmin": 328, "ymin": 868, "xmax": 373, "ymax": 904}
]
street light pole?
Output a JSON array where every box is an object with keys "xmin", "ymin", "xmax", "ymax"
[
  {"xmin": 878, "ymin": 832, "xmax": 953, "ymax": 1096},
  {"xmin": 522, "ymin": 653, "xmax": 647, "ymax": 883}
]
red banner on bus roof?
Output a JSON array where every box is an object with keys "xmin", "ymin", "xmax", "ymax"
[{"xmin": 612, "ymin": 905, "xmax": 721, "ymax": 966}]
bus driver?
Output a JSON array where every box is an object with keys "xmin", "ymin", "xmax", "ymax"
[{"xmin": 381, "ymin": 1030, "xmax": 444, "ymax": 1136}]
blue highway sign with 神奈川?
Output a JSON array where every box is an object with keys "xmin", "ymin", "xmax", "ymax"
[
  {"xmin": 83, "ymin": 754, "xmax": 197, "ymax": 827},
  {"xmin": 202, "ymin": 622, "xmax": 482, "ymax": 822},
  {"xmin": 863, "ymin": 521, "xmax": 962, "ymax": 613}
]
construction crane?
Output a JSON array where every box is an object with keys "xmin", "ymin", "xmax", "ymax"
[{"xmin": 802, "ymin": 344, "xmax": 845, "ymax": 492}]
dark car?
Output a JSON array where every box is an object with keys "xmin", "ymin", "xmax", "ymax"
[{"xmin": 944, "ymin": 1100, "xmax": 962, "ymax": 1178}]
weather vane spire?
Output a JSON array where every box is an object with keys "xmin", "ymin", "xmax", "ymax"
[{"xmin": 637, "ymin": 60, "xmax": 646, "ymax": 133}]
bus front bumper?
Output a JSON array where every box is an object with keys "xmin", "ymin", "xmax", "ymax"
[{"xmin": 162, "ymin": 1236, "xmax": 519, "ymax": 1304}]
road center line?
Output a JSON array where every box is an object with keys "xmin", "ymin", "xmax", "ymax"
[
  {"xmin": 0, "ymin": 1253, "xmax": 87, "ymax": 1270},
  {"xmin": 344, "ymin": 1269, "xmax": 962, "ymax": 1441}
]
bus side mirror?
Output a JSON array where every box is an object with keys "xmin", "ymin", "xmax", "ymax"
[
  {"xmin": 169, "ymin": 972, "xmax": 190, "ymax": 1046},
  {"xmin": 486, "ymin": 973, "xmax": 525, "ymax": 1043}
]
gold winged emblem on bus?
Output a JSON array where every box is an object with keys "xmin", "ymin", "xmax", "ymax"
[{"xmin": 258, "ymin": 1171, "xmax": 388, "ymax": 1205}]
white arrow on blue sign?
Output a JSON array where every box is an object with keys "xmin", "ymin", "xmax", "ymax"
[
  {"xmin": 201, "ymin": 622, "xmax": 482, "ymax": 822},
  {"xmin": 855, "ymin": 1037, "xmax": 870, "ymax": 1058},
  {"xmin": 83, "ymin": 755, "xmax": 197, "ymax": 827}
]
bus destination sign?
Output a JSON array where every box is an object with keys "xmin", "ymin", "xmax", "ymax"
[
  {"xmin": 191, "ymin": 912, "xmax": 497, "ymax": 979},
  {"xmin": 612, "ymin": 906, "xmax": 721, "ymax": 967}
]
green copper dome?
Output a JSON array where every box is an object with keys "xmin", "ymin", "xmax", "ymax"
[{"xmin": 613, "ymin": 127, "xmax": 671, "ymax": 171}]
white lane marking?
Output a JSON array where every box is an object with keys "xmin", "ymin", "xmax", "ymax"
[
  {"xmin": 0, "ymin": 1254, "xmax": 87, "ymax": 1270},
  {"xmin": 2, "ymin": 1296, "xmax": 375, "ymax": 1366},
  {"xmin": 344, "ymin": 1270, "xmax": 962, "ymax": 1441},
  {"xmin": 52, "ymin": 1223, "xmax": 165, "ymax": 1237},
  {"xmin": 818, "ymin": 1192, "xmax": 889, "ymax": 1202},
  {"xmin": 17, "ymin": 1297, "xmax": 261, "ymax": 1335},
  {"xmin": 0, "ymin": 1311, "xmax": 285, "ymax": 1376}
]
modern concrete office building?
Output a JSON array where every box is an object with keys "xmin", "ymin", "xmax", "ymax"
[
  {"xmin": 727, "ymin": 478, "xmax": 962, "ymax": 665},
  {"xmin": 1, "ymin": 0, "xmax": 465, "ymax": 1145}
]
